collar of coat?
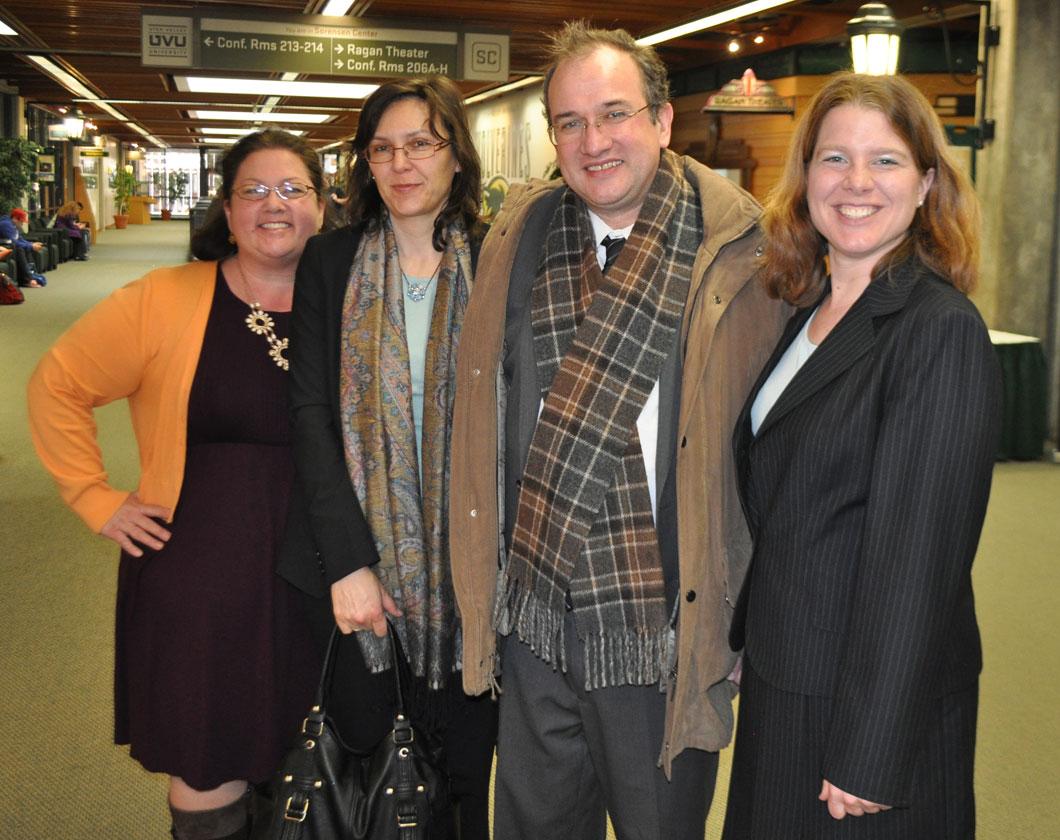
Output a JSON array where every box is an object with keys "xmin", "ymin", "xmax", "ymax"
[{"xmin": 496, "ymin": 153, "xmax": 762, "ymax": 266}]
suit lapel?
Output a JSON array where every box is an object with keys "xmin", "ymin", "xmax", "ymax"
[
  {"xmin": 754, "ymin": 262, "xmax": 921, "ymax": 439},
  {"xmin": 735, "ymin": 304, "xmax": 815, "ymax": 443}
]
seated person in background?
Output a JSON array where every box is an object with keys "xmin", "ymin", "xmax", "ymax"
[
  {"xmin": 55, "ymin": 201, "xmax": 89, "ymax": 260},
  {"xmin": 0, "ymin": 208, "xmax": 47, "ymax": 287}
]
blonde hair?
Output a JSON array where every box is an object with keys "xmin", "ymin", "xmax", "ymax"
[{"xmin": 761, "ymin": 73, "xmax": 980, "ymax": 306}]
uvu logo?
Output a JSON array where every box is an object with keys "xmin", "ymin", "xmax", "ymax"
[{"xmin": 150, "ymin": 34, "xmax": 187, "ymax": 48}]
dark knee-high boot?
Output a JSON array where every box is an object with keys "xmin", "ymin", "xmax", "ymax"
[{"xmin": 169, "ymin": 788, "xmax": 251, "ymax": 840}]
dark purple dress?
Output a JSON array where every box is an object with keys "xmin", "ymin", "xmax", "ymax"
[{"xmin": 114, "ymin": 269, "xmax": 319, "ymax": 790}]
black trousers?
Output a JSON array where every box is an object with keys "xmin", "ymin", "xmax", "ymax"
[
  {"xmin": 301, "ymin": 592, "xmax": 497, "ymax": 840},
  {"xmin": 13, "ymin": 247, "xmax": 39, "ymax": 284}
]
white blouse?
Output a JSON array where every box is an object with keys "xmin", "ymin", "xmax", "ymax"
[{"xmin": 751, "ymin": 308, "xmax": 820, "ymax": 436}]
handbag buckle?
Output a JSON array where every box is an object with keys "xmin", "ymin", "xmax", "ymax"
[
  {"xmin": 302, "ymin": 716, "xmax": 324, "ymax": 737},
  {"xmin": 397, "ymin": 809, "xmax": 418, "ymax": 829},
  {"xmin": 284, "ymin": 795, "xmax": 309, "ymax": 823}
]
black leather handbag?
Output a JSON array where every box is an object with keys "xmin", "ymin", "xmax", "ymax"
[{"xmin": 258, "ymin": 622, "xmax": 448, "ymax": 839}]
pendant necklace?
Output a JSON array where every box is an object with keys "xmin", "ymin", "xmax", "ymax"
[
  {"xmin": 401, "ymin": 258, "xmax": 443, "ymax": 303},
  {"xmin": 233, "ymin": 260, "xmax": 289, "ymax": 371}
]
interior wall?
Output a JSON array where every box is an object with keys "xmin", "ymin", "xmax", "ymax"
[
  {"xmin": 976, "ymin": 0, "xmax": 1060, "ymax": 443},
  {"xmin": 669, "ymin": 74, "xmax": 976, "ymax": 204}
]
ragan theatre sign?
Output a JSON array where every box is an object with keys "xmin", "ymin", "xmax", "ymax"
[{"xmin": 142, "ymin": 7, "xmax": 508, "ymax": 82}]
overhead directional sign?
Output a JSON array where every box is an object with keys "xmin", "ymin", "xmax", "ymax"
[{"xmin": 142, "ymin": 7, "xmax": 509, "ymax": 82}]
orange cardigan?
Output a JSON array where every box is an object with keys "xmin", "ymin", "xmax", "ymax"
[{"xmin": 28, "ymin": 261, "xmax": 218, "ymax": 532}]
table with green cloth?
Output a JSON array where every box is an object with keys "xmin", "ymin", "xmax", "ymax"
[{"xmin": 990, "ymin": 330, "xmax": 1047, "ymax": 461}]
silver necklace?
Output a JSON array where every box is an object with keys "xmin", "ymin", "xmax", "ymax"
[
  {"xmin": 233, "ymin": 261, "xmax": 289, "ymax": 371},
  {"xmin": 401, "ymin": 259, "xmax": 442, "ymax": 302}
]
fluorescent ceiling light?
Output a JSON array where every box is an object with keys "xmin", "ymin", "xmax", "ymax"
[
  {"xmin": 175, "ymin": 76, "xmax": 377, "ymax": 99},
  {"xmin": 0, "ymin": 20, "xmax": 18, "ymax": 36},
  {"xmin": 24, "ymin": 54, "xmax": 97, "ymax": 99},
  {"xmin": 94, "ymin": 101, "xmax": 129, "ymax": 122},
  {"xmin": 320, "ymin": 1, "xmax": 355, "ymax": 14},
  {"xmin": 24, "ymin": 54, "xmax": 166, "ymax": 147},
  {"xmin": 199, "ymin": 126, "xmax": 305, "ymax": 136},
  {"xmin": 463, "ymin": 76, "xmax": 542, "ymax": 105},
  {"xmin": 187, "ymin": 110, "xmax": 331, "ymax": 124},
  {"xmin": 637, "ymin": 0, "xmax": 800, "ymax": 47},
  {"xmin": 125, "ymin": 122, "xmax": 166, "ymax": 147},
  {"xmin": 196, "ymin": 137, "xmax": 240, "ymax": 145}
]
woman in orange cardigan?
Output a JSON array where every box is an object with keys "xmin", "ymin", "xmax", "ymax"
[{"xmin": 28, "ymin": 130, "xmax": 324, "ymax": 840}]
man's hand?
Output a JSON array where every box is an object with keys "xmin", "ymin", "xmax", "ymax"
[
  {"xmin": 32, "ymin": 241, "xmax": 43, "ymax": 252},
  {"xmin": 331, "ymin": 567, "xmax": 402, "ymax": 637},
  {"xmin": 819, "ymin": 780, "xmax": 892, "ymax": 820},
  {"xmin": 100, "ymin": 493, "xmax": 172, "ymax": 557}
]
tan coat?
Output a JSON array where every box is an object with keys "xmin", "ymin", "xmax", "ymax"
[{"xmin": 449, "ymin": 157, "xmax": 788, "ymax": 773}]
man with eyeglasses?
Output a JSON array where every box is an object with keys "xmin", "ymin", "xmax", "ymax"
[{"xmin": 450, "ymin": 20, "xmax": 787, "ymax": 840}]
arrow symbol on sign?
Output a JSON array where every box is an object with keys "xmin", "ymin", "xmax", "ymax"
[
  {"xmin": 204, "ymin": 36, "xmax": 213, "ymax": 46},
  {"xmin": 335, "ymin": 44, "xmax": 344, "ymax": 54},
  {"xmin": 335, "ymin": 59, "xmax": 344, "ymax": 69}
]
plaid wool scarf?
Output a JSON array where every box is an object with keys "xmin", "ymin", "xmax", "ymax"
[
  {"xmin": 338, "ymin": 217, "xmax": 471, "ymax": 687},
  {"xmin": 496, "ymin": 150, "xmax": 701, "ymax": 688}
]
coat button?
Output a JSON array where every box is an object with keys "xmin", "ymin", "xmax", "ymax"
[
  {"xmin": 470, "ymin": 509, "xmax": 478, "ymax": 518},
  {"xmin": 754, "ymin": 245, "xmax": 764, "ymax": 257},
  {"xmin": 685, "ymin": 590, "xmax": 696, "ymax": 603},
  {"xmin": 712, "ymin": 294, "xmax": 722, "ymax": 304},
  {"xmin": 472, "ymin": 368, "xmax": 481, "ymax": 376},
  {"xmin": 680, "ymin": 436, "xmax": 687, "ymax": 448}
]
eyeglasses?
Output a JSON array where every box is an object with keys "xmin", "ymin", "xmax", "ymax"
[
  {"xmin": 364, "ymin": 138, "xmax": 451, "ymax": 164},
  {"xmin": 234, "ymin": 181, "xmax": 316, "ymax": 201},
  {"xmin": 548, "ymin": 104, "xmax": 652, "ymax": 146}
]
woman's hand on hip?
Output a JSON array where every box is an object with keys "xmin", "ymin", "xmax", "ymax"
[
  {"xmin": 819, "ymin": 780, "xmax": 892, "ymax": 820},
  {"xmin": 331, "ymin": 567, "xmax": 403, "ymax": 637},
  {"xmin": 100, "ymin": 493, "xmax": 172, "ymax": 557}
]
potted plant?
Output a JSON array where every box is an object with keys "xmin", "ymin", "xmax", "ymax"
[
  {"xmin": 110, "ymin": 166, "xmax": 138, "ymax": 229},
  {"xmin": 167, "ymin": 171, "xmax": 189, "ymax": 220},
  {"xmin": 152, "ymin": 172, "xmax": 171, "ymax": 221},
  {"xmin": 0, "ymin": 138, "xmax": 42, "ymax": 216}
]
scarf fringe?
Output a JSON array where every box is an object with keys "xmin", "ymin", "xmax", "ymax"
[
  {"xmin": 493, "ymin": 568, "xmax": 568, "ymax": 673},
  {"xmin": 494, "ymin": 566, "xmax": 672, "ymax": 690},
  {"xmin": 581, "ymin": 627, "xmax": 669, "ymax": 691}
]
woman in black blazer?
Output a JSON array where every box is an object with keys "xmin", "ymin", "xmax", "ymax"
[
  {"xmin": 278, "ymin": 77, "xmax": 496, "ymax": 839},
  {"xmin": 723, "ymin": 74, "xmax": 1001, "ymax": 839}
]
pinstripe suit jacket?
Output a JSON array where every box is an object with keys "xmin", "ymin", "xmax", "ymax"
[{"xmin": 730, "ymin": 257, "xmax": 1001, "ymax": 805}]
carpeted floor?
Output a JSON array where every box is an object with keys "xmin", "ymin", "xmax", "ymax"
[{"xmin": 1, "ymin": 220, "xmax": 1057, "ymax": 838}]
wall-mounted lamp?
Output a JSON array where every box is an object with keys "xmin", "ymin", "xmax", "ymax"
[
  {"xmin": 62, "ymin": 109, "xmax": 86, "ymax": 139},
  {"xmin": 847, "ymin": 3, "xmax": 903, "ymax": 76}
]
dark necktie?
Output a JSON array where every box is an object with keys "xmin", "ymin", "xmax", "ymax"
[{"xmin": 601, "ymin": 234, "xmax": 626, "ymax": 273}]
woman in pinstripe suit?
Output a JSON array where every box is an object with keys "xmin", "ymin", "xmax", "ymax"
[{"xmin": 723, "ymin": 74, "xmax": 1001, "ymax": 838}]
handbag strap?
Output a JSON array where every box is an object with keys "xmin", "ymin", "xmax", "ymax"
[{"xmin": 315, "ymin": 619, "xmax": 407, "ymax": 717}]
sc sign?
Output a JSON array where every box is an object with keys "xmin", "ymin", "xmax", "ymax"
[{"xmin": 464, "ymin": 33, "xmax": 509, "ymax": 81}]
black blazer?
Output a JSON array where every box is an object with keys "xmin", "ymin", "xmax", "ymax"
[
  {"xmin": 278, "ymin": 224, "xmax": 482, "ymax": 597},
  {"xmin": 730, "ymin": 258, "xmax": 1001, "ymax": 805}
]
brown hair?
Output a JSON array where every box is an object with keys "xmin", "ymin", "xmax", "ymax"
[
  {"xmin": 58, "ymin": 201, "xmax": 79, "ymax": 217},
  {"xmin": 346, "ymin": 76, "xmax": 483, "ymax": 250},
  {"xmin": 190, "ymin": 129, "xmax": 324, "ymax": 261},
  {"xmin": 761, "ymin": 72, "xmax": 980, "ymax": 306},
  {"xmin": 541, "ymin": 20, "xmax": 670, "ymax": 126}
]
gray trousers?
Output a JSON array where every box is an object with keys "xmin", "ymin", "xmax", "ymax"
[{"xmin": 494, "ymin": 611, "xmax": 718, "ymax": 840}]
